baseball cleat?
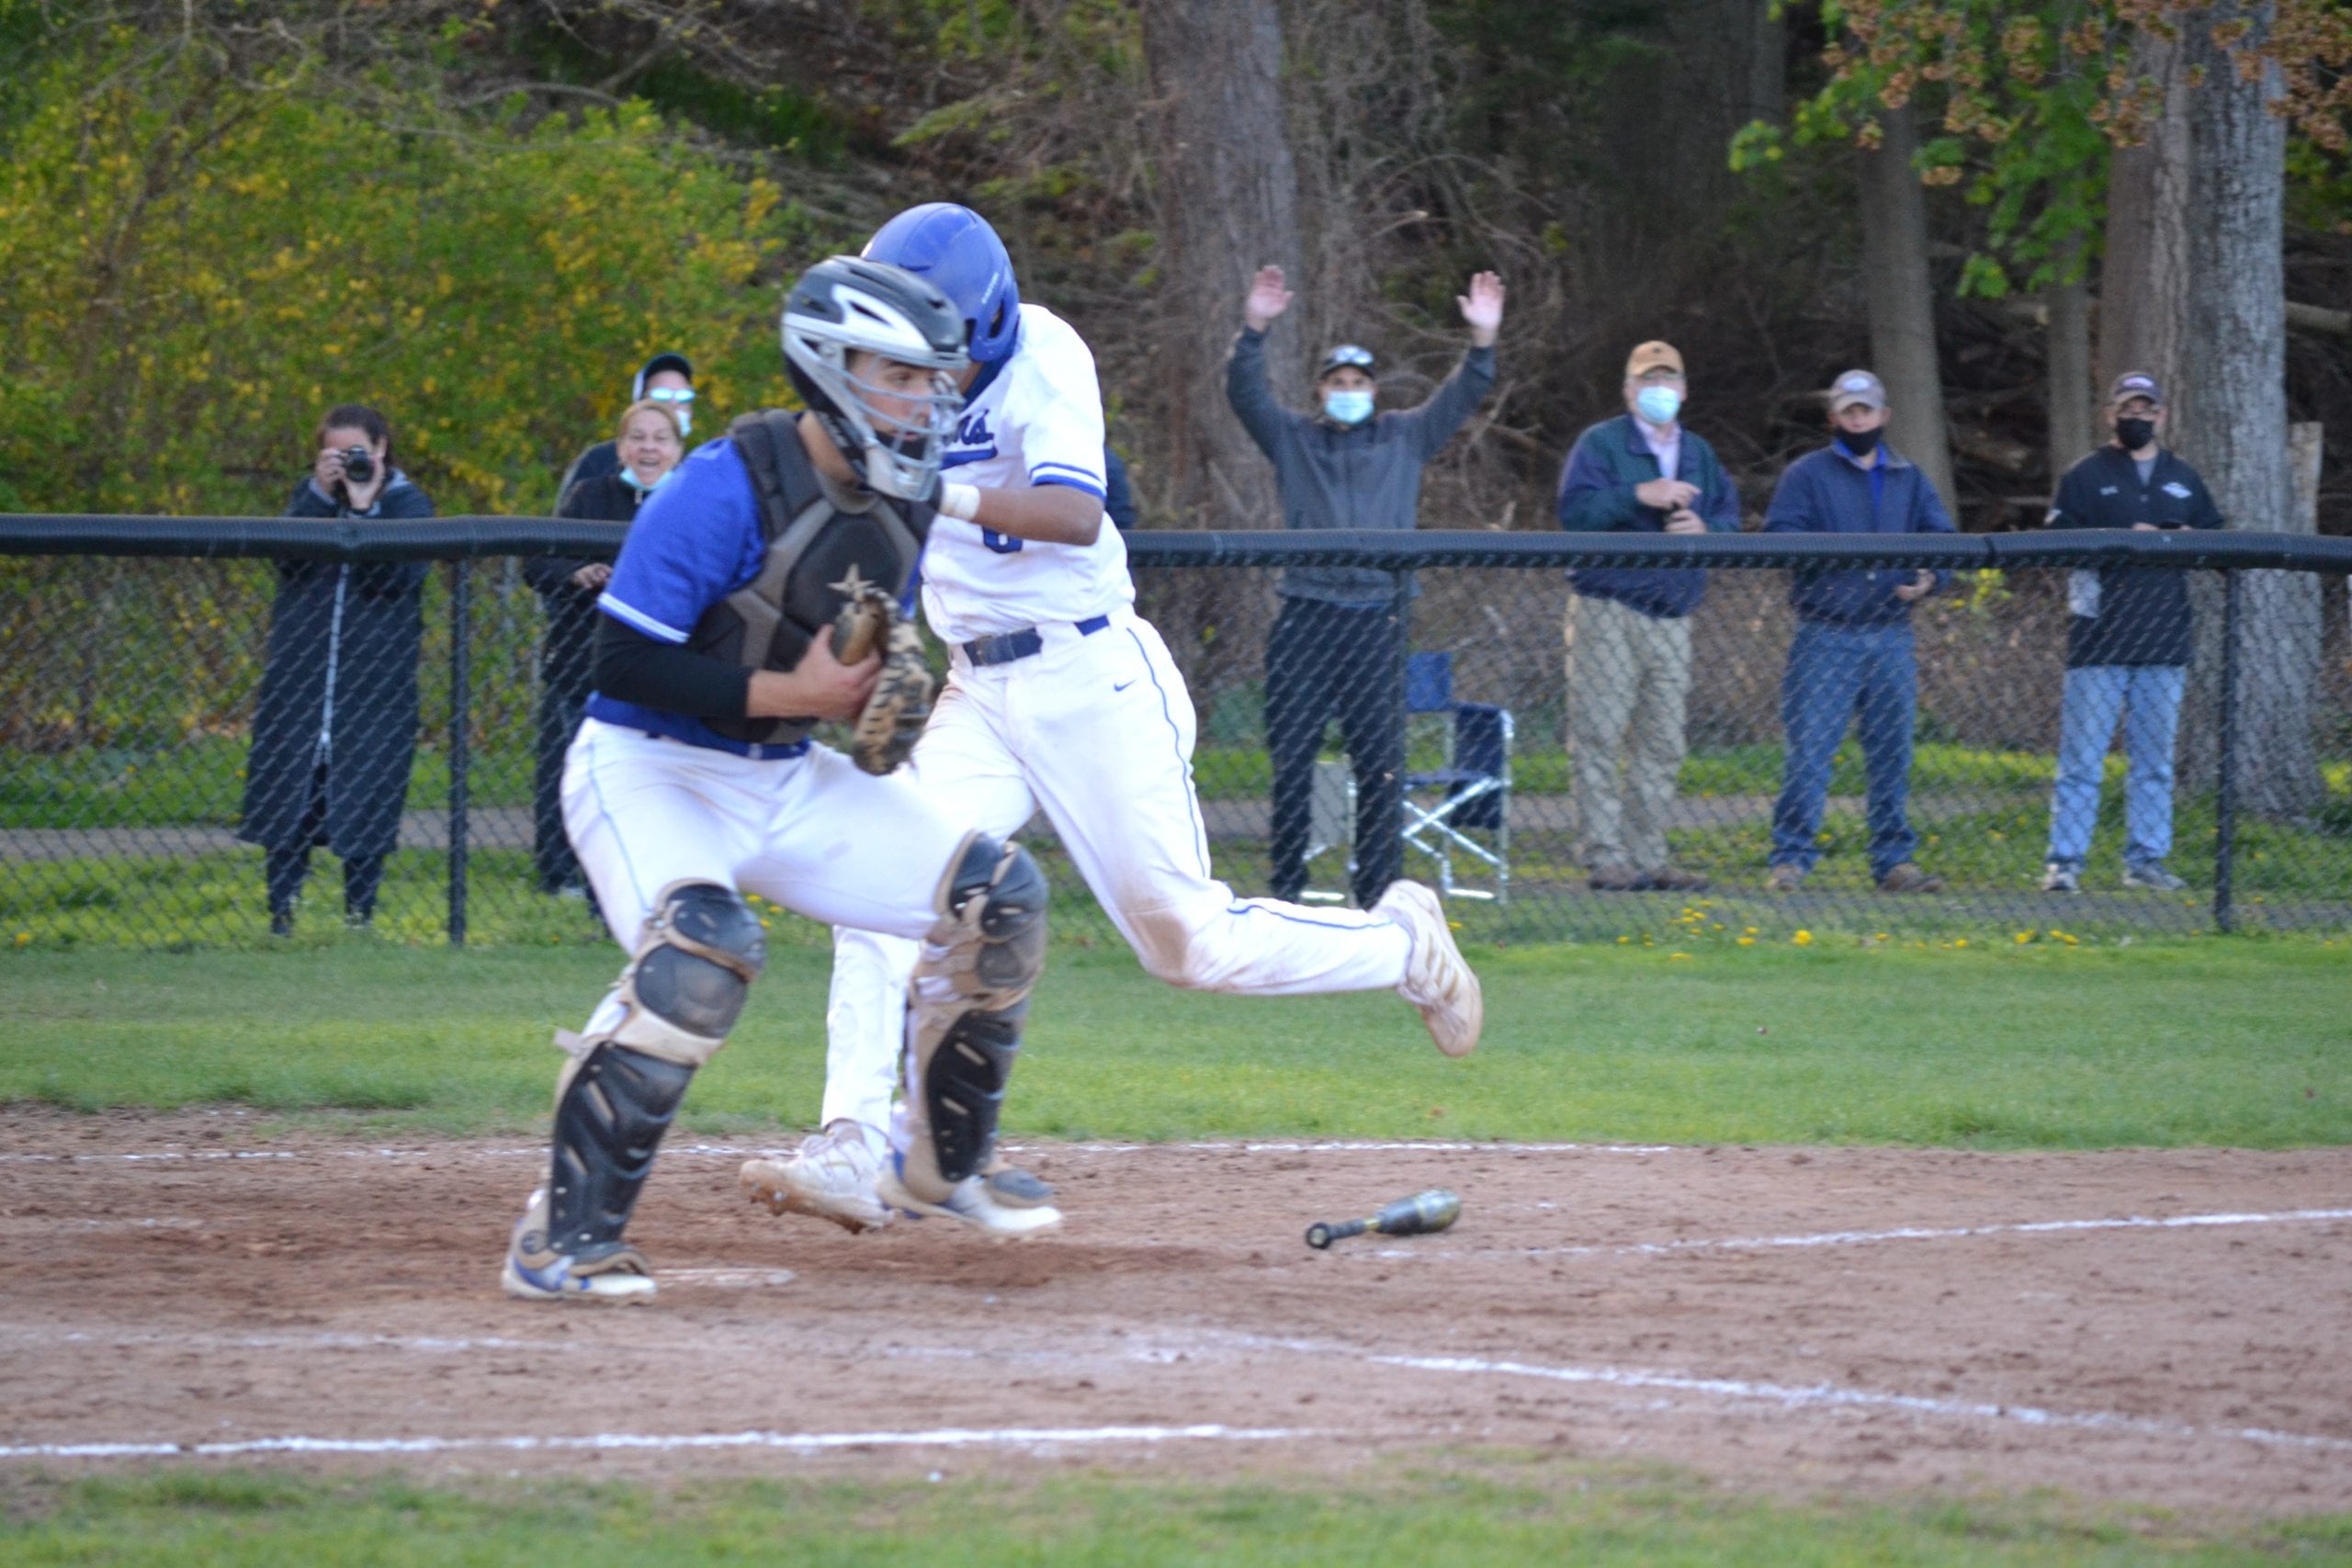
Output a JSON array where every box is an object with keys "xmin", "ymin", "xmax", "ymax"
[
  {"xmin": 1376, "ymin": 880, "xmax": 1484, "ymax": 1058},
  {"xmin": 501, "ymin": 1189, "xmax": 657, "ymax": 1303},
  {"xmin": 877, "ymin": 1153, "xmax": 1063, "ymax": 1238},
  {"xmin": 741, "ymin": 1121, "xmax": 896, "ymax": 1234}
]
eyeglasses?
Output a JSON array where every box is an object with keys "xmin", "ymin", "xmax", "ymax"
[
  {"xmin": 1324, "ymin": 345, "xmax": 1374, "ymax": 368},
  {"xmin": 645, "ymin": 388, "xmax": 696, "ymax": 404}
]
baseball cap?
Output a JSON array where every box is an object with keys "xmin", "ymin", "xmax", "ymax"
[
  {"xmin": 1827, "ymin": 369, "xmax": 1886, "ymax": 412},
  {"xmin": 1317, "ymin": 344, "xmax": 1378, "ymax": 380},
  {"xmin": 1625, "ymin": 341, "xmax": 1684, "ymax": 378},
  {"xmin": 2108, "ymin": 371, "xmax": 2164, "ymax": 407}
]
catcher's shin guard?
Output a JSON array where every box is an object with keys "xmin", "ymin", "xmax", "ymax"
[
  {"xmin": 898, "ymin": 834, "xmax": 1047, "ymax": 1202},
  {"xmin": 540, "ymin": 881, "xmax": 766, "ymax": 1256}
]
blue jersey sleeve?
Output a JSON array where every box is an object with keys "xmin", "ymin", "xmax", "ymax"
[{"xmin": 596, "ymin": 440, "xmax": 763, "ymax": 643}]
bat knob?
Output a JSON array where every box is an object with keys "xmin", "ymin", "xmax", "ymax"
[{"xmin": 1305, "ymin": 1223, "xmax": 1336, "ymax": 1250}]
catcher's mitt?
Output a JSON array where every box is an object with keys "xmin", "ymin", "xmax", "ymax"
[{"xmin": 831, "ymin": 575, "xmax": 934, "ymax": 775}]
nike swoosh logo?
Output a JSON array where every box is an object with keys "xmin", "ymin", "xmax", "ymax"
[{"xmin": 1114, "ymin": 679, "xmax": 1138, "ymax": 693}]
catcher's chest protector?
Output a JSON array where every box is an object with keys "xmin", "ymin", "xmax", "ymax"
[{"xmin": 691, "ymin": 411, "xmax": 935, "ymax": 745}]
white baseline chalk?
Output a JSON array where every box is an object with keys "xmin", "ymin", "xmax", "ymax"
[
  {"xmin": 1369, "ymin": 1351, "xmax": 2352, "ymax": 1454},
  {"xmin": 0, "ymin": 1423, "xmax": 1307, "ymax": 1462}
]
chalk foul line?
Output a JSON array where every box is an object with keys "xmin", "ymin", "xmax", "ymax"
[
  {"xmin": 1368, "ymin": 1206, "xmax": 2352, "ymax": 1262},
  {"xmin": 1367, "ymin": 1351, "xmax": 2352, "ymax": 1455},
  {"xmin": 0, "ymin": 1423, "xmax": 1308, "ymax": 1462}
]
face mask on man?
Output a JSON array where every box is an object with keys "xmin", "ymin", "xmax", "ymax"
[
  {"xmin": 2115, "ymin": 416, "xmax": 2156, "ymax": 452},
  {"xmin": 1838, "ymin": 424, "xmax": 1882, "ymax": 457},
  {"xmin": 1323, "ymin": 388, "xmax": 1374, "ymax": 425},
  {"xmin": 1634, "ymin": 385, "xmax": 1682, "ymax": 426}
]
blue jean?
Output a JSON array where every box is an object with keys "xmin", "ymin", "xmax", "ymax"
[
  {"xmin": 2045, "ymin": 663, "xmax": 2186, "ymax": 870},
  {"xmin": 1771, "ymin": 620, "xmax": 1919, "ymax": 879}
]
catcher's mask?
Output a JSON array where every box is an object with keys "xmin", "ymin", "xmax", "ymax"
[{"xmin": 783, "ymin": 256, "xmax": 968, "ymax": 501}]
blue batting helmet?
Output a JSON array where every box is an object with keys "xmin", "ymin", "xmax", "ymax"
[{"xmin": 863, "ymin": 203, "xmax": 1022, "ymax": 366}]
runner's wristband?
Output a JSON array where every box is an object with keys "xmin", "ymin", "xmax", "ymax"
[{"xmin": 937, "ymin": 482, "xmax": 980, "ymax": 522}]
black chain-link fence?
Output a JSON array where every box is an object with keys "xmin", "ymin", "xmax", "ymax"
[{"xmin": 6, "ymin": 518, "xmax": 2350, "ymax": 950}]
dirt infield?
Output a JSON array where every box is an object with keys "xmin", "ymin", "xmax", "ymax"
[{"xmin": 4, "ymin": 1108, "xmax": 2349, "ymax": 1512}]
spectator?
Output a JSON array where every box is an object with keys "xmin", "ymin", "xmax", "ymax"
[
  {"xmin": 1763, "ymin": 369, "xmax": 1953, "ymax": 894},
  {"xmin": 556, "ymin": 351, "xmax": 694, "ymax": 507},
  {"xmin": 1555, "ymin": 341, "xmax": 1740, "ymax": 892},
  {"xmin": 2039, "ymin": 372, "xmax": 2223, "ymax": 894},
  {"xmin": 1227, "ymin": 264, "xmax": 1504, "ymax": 907},
  {"xmin": 525, "ymin": 398, "xmax": 684, "ymax": 897},
  {"xmin": 238, "ymin": 405, "xmax": 435, "ymax": 935},
  {"xmin": 1103, "ymin": 446, "xmax": 1138, "ymax": 531}
]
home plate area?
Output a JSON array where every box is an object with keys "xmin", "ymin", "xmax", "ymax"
[{"xmin": 4, "ymin": 1111, "xmax": 2348, "ymax": 1511}]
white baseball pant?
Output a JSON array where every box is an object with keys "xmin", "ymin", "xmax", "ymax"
[{"xmin": 821, "ymin": 610, "xmax": 1410, "ymax": 1134}]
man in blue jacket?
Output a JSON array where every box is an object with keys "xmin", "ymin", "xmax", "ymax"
[
  {"xmin": 1763, "ymin": 369, "xmax": 1953, "ymax": 894},
  {"xmin": 1555, "ymin": 340, "xmax": 1740, "ymax": 892}
]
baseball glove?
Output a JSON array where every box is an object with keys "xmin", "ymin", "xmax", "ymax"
[{"xmin": 831, "ymin": 575, "xmax": 934, "ymax": 775}]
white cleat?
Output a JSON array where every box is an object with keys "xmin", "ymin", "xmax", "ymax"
[
  {"xmin": 876, "ymin": 1153, "xmax": 1063, "ymax": 1238},
  {"xmin": 1375, "ymin": 880, "xmax": 1484, "ymax": 1058},
  {"xmin": 741, "ymin": 1121, "xmax": 895, "ymax": 1234}
]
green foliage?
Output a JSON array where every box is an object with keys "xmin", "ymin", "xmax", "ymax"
[{"xmin": 0, "ymin": 35, "xmax": 826, "ymax": 518}]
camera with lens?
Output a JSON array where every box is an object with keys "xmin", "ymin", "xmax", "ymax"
[{"xmin": 341, "ymin": 445, "xmax": 377, "ymax": 486}]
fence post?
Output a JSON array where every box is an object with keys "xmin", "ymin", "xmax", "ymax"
[
  {"xmin": 2212, "ymin": 568, "xmax": 2242, "ymax": 934},
  {"xmin": 447, "ymin": 558, "xmax": 471, "ymax": 948}
]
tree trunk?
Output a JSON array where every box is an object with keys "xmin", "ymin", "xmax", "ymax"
[
  {"xmin": 2045, "ymin": 269, "xmax": 2093, "ymax": 484},
  {"xmin": 2157, "ymin": 2, "xmax": 2316, "ymax": 817},
  {"xmin": 1856, "ymin": 104, "xmax": 1958, "ymax": 519},
  {"xmin": 1140, "ymin": 0, "xmax": 1304, "ymax": 533}
]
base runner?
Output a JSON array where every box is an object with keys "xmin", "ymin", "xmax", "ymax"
[{"xmin": 741, "ymin": 205, "xmax": 1483, "ymax": 1238}]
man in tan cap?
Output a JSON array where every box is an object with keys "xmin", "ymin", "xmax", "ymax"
[
  {"xmin": 1761, "ymin": 367, "xmax": 1954, "ymax": 894},
  {"xmin": 1555, "ymin": 339, "xmax": 1741, "ymax": 892}
]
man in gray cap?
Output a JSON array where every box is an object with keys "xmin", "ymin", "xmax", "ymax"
[
  {"xmin": 1763, "ymin": 368, "xmax": 1954, "ymax": 894},
  {"xmin": 2037, "ymin": 371, "xmax": 2222, "ymax": 894},
  {"xmin": 1227, "ymin": 265, "xmax": 1504, "ymax": 907}
]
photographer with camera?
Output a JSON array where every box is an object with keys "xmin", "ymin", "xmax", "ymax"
[{"xmin": 238, "ymin": 405, "xmax": 435, "ymax": 936}]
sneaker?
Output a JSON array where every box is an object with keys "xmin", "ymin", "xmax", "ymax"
[
  {"xmin": 2040, "ymin": 862, "xmax": 2080, "ymax": 894},
  {"xmin": 1374, "ymin": 880, "xmax": 1483, "ymax": 1058},
  {"xmin": 1645, "ymin": 865, "xmax": 1711, "ymax": 893},
  {"xmin": 500, "ymin": 1188, "xmax": 657, "ymax": 1303},
  {"xmin": 1766, "ymin": 863, "xmax": 1806, "ymax": 893},
  {"xmin": 1877, "ymin": 863, "xmax": 1945, "ymax": 894},
  {"xmin": 876, "ymin": 1152, "xmax": 1063, "ymax": 1237},
  {"xmin": 2122, "ymin": 863, "xmax": 2188, "ymax": 892},
  {"xmin": 741, "ymin": 1121, "xmax": 895, "ymax": 1234}
]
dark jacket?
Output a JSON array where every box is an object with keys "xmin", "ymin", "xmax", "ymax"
[
  {"xmin": 1103, "ymin": 446, "xmax": 1137, "ymax": 531},
  {"xmin": 238, "ymin": 475, "xmax": 434, "ymax": 855},
  {"xmin": 1555, "ymin": 413, "xmax": 1741, "ymax": 618},
  {"xmin": 1763, "ymin": 442, "xmax": 1955, "ymax": 626},
  {"xmin": 1226, "ymin": 326, "xmax": 1496, "ymax": 605},
  {"xmin": 527, "ymin": 474, "xmax": 642, "ymax": 694},
  {"xmin": 2044, "ymin": 445, "xmax": 2223, "ymax": 668}
]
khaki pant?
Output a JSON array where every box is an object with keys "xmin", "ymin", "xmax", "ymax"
[{"xmin": 1565, "ymin": 593, "xmax": 1691, "ymax": 874}]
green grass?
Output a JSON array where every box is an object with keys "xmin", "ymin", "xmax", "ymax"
[
  {"xmin": 7, "ymin": 937, "xmax": 2347, "ymax": 1147},
  {"xmin": 6, "ymin": 1463, "xmax": 2348, "ymax": 1564}
]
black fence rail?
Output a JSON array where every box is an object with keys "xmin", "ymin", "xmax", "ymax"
[{"xmin": 4, "ymin": 517, "xmax": 2348, "ymax": 950}]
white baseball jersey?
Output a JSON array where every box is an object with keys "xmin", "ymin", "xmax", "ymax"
[
  {"xmin": 815, "ymin": 301, "xmax": 1418, "ymax": 1140},
  {"xmin": 918, "ymin": 303, "xmax": 1136, "ymax": 644}
]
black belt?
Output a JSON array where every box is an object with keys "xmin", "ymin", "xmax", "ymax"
[{"xmin": 962, "ymin": 615, "xmax": 1112, "ymax": 667}]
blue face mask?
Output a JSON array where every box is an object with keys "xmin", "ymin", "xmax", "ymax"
[
  {"xmin": 1634, "ymin": 385, "xmax": 1682, "ymax": 426},
  {"xmin": 1323, "ymin": 388, "xmax": 1374, "ymax": 425},
  {"xmin": 621, "ymin": 463, "xmax": 674, "ymax": 495}
]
